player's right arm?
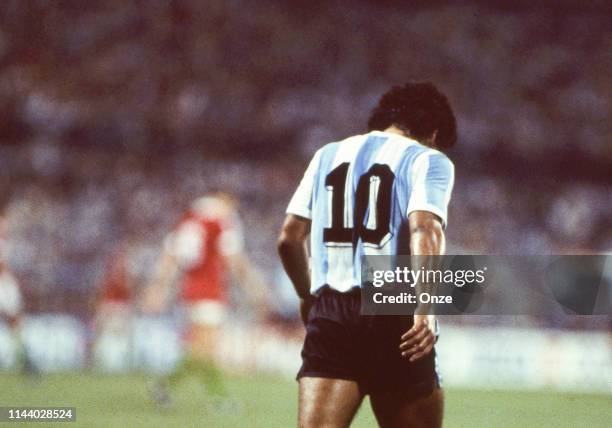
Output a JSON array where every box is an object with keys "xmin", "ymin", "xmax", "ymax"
[
  {"xmin": 277, "ymin": 214, "xmax": 312, "ymax": 324},
  {"xmin": 398, "ymin": 211, "xmax": 445, "ymax": 361},
  {"xmin": 400, "ymin": 151, "xmax": 454, "ymax": 362},
  {"xmin": 278, "ymin": 149, "xmax": 321, "ymax": 324}
]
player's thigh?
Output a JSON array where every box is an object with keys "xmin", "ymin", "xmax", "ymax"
[
  {"xmin": 186, "ymin": 300, "xmax": 227, "ymax": 358},
  {"xmin": 299, "ymin": 377, "xmax": 363, "ymax": 428},
  {"xmin": 188, "ymin": 324, "xmax": 221, "ymax": 359},
  {"xmin": 369, "ymin": 386, "xmax": 444, "ymax": 428}
]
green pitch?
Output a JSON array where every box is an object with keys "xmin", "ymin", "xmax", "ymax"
[{"xmin": 0, "ymin": 373, "xmax": 610, "ymax": 427}]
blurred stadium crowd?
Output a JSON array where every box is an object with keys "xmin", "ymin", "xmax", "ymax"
[{"xmin": 0, "ymin": 1, "xmax": 610, "ymax": 326}]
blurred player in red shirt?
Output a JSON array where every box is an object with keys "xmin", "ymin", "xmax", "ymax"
[
  {"xmin": 91, "ymin": 240, "xmax": 137, "ymax": 369},
  {"xmin": 95, "ymin": 242, "xmax": 136, "ymax": 319},
  {"xmin": 0, "ymin": 205, "xmax": 37, "ymax": 375},
  {"xmin": 143, "ymin": 192, "xmax": 268, "ymax": 405}
]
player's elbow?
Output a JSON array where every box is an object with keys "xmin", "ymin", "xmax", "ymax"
[
  {"xmin": 277, "ymin": 215, "xmax": 310, "ymax": 255},
  {"xmin": 277, "ymin": 231, "xmax": 298, "ymax": 256},
  {"xmin": 411, "ymin": 223, "xmax": 443, "ymax": 239}
]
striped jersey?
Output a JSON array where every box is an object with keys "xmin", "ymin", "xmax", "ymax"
[{"xmin": 286, "ymin": 130, "xmax": 455, "ymax": 293}]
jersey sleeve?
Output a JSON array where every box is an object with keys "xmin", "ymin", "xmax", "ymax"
[
  {"xmin": 407, "ymin": 151, "xmax": 455, "ymax": 227},
  {"xmin": 286, "ymin": 149, "xmax": 322, "ymax": 219},
  {"xmin": 0, "ymin": 273, "xmax": 22, "ymax": 318},
  {"xmin": 165, "ymin": 220, "xmax": 205, "ymax": 269},
  {"xmin": 219, "ymin": 216, "xmax": 244, "ymax": 257}
]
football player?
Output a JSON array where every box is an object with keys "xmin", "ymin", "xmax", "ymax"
[{"xmin": 278, "ymin": 82, "xmax": 457, "ymax": 428}]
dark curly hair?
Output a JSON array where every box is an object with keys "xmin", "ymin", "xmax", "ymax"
[{"xmin": 367, "ymin": 82, "xmax": 457, "ymax": 150}]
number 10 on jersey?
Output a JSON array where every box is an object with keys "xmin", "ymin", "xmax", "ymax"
[{"xmin": 323, "ymin": 162, "xmax": 395, "ymax": 248}]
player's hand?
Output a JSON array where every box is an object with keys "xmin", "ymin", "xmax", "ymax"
[
  {"xmin": 399, "ymin": 314, "xmax": 437, "ymax": 362},
  {"xmin": 299, "ymin": 296, "xmax": 315, "ymax": 326}
]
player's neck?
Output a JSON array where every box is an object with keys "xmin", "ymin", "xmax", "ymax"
[
  {"xmin": 382, "ymin": 126, "xmax": 438, "ymax": 149},
  {"xmin": 383, "ymin": 125, "xmax": 407, "ymax": 137}
]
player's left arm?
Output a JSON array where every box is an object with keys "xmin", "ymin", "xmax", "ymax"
[
  {"xmin": 220, "ymin": 220, "xmax": 271, "ymax": 317},
  {"xmin": 225, "ymin": 252, "xmax": 271, "ymax": 317}
]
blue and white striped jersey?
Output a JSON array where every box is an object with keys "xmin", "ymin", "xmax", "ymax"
[{"xmin": 287, "ymin": 130, "xmax": 455, "ymax": 293}]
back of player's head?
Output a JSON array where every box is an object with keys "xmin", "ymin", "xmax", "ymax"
[
  {"xmin": 367, "ymin": 82, "xmax": 457, "ymax": 150},
  {"xmin": 212, "ymin": 191, "xmax": 238, "ymax": 209},
  {"xmin": 191, "ymin": 191, "xmax": 238, "ymax": 218}
]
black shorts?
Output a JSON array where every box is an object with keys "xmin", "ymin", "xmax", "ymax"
[{"xmin": 297, "ymin": 286, "xmax": 440, "ymax": 397}]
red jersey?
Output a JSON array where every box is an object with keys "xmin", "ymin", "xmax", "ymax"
[{"xmin": 167, "ymin": 198, "xmax": 243, "ymax": 303}]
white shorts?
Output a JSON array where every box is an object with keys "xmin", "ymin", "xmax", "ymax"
[
  {"xmin": 186, "ymin": 300, "xmax": 228, "ymax": 327},
  {"xmin": 0, "ymin": 272, "xmax": 22, "ymax": 318},
  {"xmin": 97, "ymin": 301, "xmax": 132, "ymax": 333}
]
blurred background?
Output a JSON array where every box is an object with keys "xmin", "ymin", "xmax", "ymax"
[{"xmin": 0, "ymin": 1, "xmax": 610, "ymax": 426}]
